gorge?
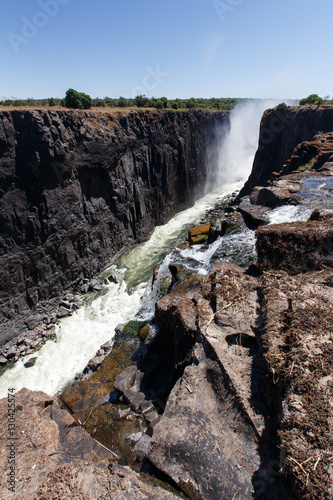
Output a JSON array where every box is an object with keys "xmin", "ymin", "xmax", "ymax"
[{"xmin": 0, "ymin": 103, "xmax": 333, "ymax": 499}]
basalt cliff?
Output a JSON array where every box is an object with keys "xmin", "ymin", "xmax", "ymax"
[{"xmin": 0, "ymin": 108, "xmax": 227, "ymax": 345}]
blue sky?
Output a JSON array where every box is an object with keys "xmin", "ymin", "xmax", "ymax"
[{"xmin": 1, "ymin": 0, "xmax": 332, "ymax": 100}]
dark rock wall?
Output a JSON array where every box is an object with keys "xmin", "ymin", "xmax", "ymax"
[
  {"xmin": 0, "ymin": 108, "xmax": 228, "ymax": 343},
  {"xmin": 239, "ymin": 106, "xmax": 333, "ymax": 196}
]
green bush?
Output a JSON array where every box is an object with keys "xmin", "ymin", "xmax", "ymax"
[
  {"xmin": 276, "ymin": 102, "xmax": 288, "ymax": 110},
  {"xmin": 93, "ymin": 98, "xmax": 106, "ymax": 107},
  {"xmin": 186, "ymin": 97, "xmax": 197, "ymax": 109},
  {"xmin": 64, "ymin": 88, "xmax": 93, "ymax": 109},
  {"xmin": 160, "ymin": 97, "xmax": 168, "ymax": 108},
  {"xmin": 154, "ymin": 99, "xmax": 164, "ymax": 109},
  {"xmin": 135, "ymin": 95, "xmax": 149, "ymax": 107},
  {"xmin": 299, "ymin": 94, "xmax": 323, "ymax": 106},
  {"xmin": 48, "ymin": 97, "xmax": 56, "ymax": 106}
]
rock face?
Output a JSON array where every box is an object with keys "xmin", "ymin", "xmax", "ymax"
[
  {"xmin": 256, "ymin": 217, "xmax": 333, "ymax": 274},
  {"xmin": 0, "ymin": 108, "xmax": 228, "ymax": 345},
  {"xmin": 260, "ymin": 270, "xmax": 333, "ymax": 500},
  {"xmin": 239, "ymin": 106, "xmax": 333, "ymax": 196},
  {"xmin": 0, "ymin": 388, "xmax": 179, "ymax": 499}
]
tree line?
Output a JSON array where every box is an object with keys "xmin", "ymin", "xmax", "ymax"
[
  {"xmin": 0, "ymin": 89, "xmax": 240, "ymax": 111},
  {"xmin": 1, "ymin": 90, "xmax": 332, "ymax": 110}
]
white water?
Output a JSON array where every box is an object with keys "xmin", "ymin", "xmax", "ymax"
[
  {"xmin": 213, "ymin": 99, "xmax": 281, "ymax": 186},
  {"xmin": 0, "ymin": 100, "xmax": 294, "ymax": 398}
]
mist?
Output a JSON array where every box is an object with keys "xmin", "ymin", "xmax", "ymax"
[{"xmin": 206, "ymin": 99, "xmax": 292, "ymax": 192}]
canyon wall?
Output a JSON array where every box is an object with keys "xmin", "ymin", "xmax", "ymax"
[
  {"xmin": 239, "ymin": 105, "xmax": 333, "ymax": 196},
  {"xmin": 0, "ymin": 108, "xmax": 228, "ymax": 344}
]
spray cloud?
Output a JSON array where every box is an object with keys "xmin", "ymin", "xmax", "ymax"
[{"xmin": 206, "ymin": 99, "xmax": 287, "ymax": 191}]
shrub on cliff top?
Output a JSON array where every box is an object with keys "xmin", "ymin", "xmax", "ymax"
[
  {"xmin": 299, "ymin": 94, "xmax": 323, "ymax": 106},
  {"xmin": 63, "ymin": 88, "xmax": 92, "ymax": 109}
]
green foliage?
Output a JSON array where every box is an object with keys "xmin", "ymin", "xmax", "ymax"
[
  {"xmin": 64, "ymin": 88, "xmax": 93, "ymax": 109},
  {"xmin": 160, "ymin": 96, "xmax": 168, "ymax": 108},
  {"xmin": 134, "ymin": 95, "xmax": 149, "ymax": 107},
  {"xmin": 104, "ymin": 97, "xmax": 117, "ymax": 107},
  {"xmin": 117, "ymin": 96, "xmax": 128, "ymax": 107},
  {"xmin": 92, "ymin": 98, "xmax": 106, "ymax": 107},
  {"xmin": 186, "ymin": 97, "xmax": 197, "ymax": 109},
  {"xmin": 0, "ymin": 95, "xmax": 241, "ymax": 111},
  {"xmin": 299, "ymin": 94, "xmax": 324, "ymax": 106},
  {"xmin": 276, "ymin": 102, "xmax": 288, "ymax": 110},
  {"xmin": 154, "ymin": 99, "xmax": 164, "ymax": 109}
]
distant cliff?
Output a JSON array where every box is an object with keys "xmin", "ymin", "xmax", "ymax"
[
  {"xmin": 0, "ymin": 108, "xmax": 228, "ymax": 344},
  {"xmin": 239, "ymin": 105, "xmax": 333, "ymax": 197}
]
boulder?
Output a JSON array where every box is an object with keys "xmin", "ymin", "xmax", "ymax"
[
  {"xmin": 249, "ymin": 186, "xmax": 300, "ymax": 208},
  {"xmin": 25, "ymin": 315, "xmax": 42, "ymax": 330},
  {"xmin": 225, "ymin": 210, "xmax": 246, "ymax": 234},
  {"xmin": 207, "ymin": 217, "xmax": 229, "ymax": 243},
  {"xmin": 114, "ymin": 365, "xmax": 141, "ymax": 394},
  {"xmin": 88, "ymin": 279, "xmax": 104, "ymax": 292},
  {"xmin": 256, "ymin": 218, "xmax": 333, "ymax": 274},
  {"xmin": 133, "ymin": 434, "xmax": 151, "ymax": 459},
  {"xmin": 87, "ymin": 356, "xmax": 104, "ymax": 372},
  {"xmin": 24, "ymin": 356, "xmax": 38, "ymax": 368},
  {"xmin": 238, "ymin": 199, "xmax": 271, "ymax": 227},
  {"xmin": 56, "ymin": 306, "xmax": 71, "ymax": 319},
  {"xmin": 5, "ymin": 346, "xmax": 16, "ymax": 359},
  {"xmin": 309, "ymin": 208, "xmax": 333, "ymax": 221},
  {"xmin": 188, "ymin": 223, "xmax": 211, "ymax": 244}
]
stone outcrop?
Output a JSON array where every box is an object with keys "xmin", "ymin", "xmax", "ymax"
[
  {"xmin": 0, "ymin": 388, "xmax": 179, "ymax": 499},
  {"xmin": 260, "ymin": 269, "xmax": 333, "ymax": 500},
  {"xmin": 0, "ymin": 108, "xmax": 228, "ymax": 345},
  {"xmin": 239, "ymin": 106, "xmax": 333, "ymax": 196},
  {"xmin": 256, "ymin": 215, "xmax": 333, "ymax": 274}
]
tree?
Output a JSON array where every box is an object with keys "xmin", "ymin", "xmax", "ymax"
[
  {"xmin": 118, "ymin": 96, "xmax": 128, "ymax": 107},
  {"xmin": 48, "ymin": 97, "xmax": 56, "ymax": 106},
  {"xmin": 64, "ymin": 88, "xmax": 92, "ymax": 109},
  {"xmin": 92, "ymin": 98, "xmax": 106, "ymax": 107},
  {"xmin": 186, "ymin": 97, "xmax": 197, "ymax": 109},
  {"xmin": 160, "ymin": 97, "xmax": 168, "ymax": 108},
  {"xmin": 299, "ymin": 94, "xmax": 323, "ymax": 106},
  {"xmin": 135, "ymin": 95, "xmax": 149, "ymax": 107},
  {"xmin": 154, "ymin": 99, "xmax": 164, "ymax": 109}
]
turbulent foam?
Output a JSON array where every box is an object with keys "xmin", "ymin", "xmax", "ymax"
[{"xmin": 268, "ymin": 204, "xmax": 312, "ymax": 225}]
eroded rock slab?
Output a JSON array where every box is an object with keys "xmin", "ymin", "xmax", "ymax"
[
  {"xmin": 147, "ymin": 343, "xmax": 260, "ymax": 500},
  {"xmin": 260, "ymin": 270, "xmax": 333, "ymax": 500},
  {"xmin": 0, "ymin": 388, "xmax": 179, "ymax": 499},
  {"xmin": 256, "ymin": 217, "xmax": 333, "ymax": 274}
]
